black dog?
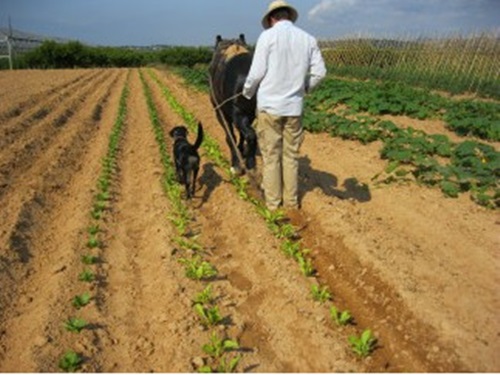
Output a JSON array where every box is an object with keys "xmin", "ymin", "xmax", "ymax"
[{"xmin": 169, "ymin": 122, "xmax": 204, "ymax": 199}]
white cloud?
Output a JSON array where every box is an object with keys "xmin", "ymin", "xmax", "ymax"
[
  {"xmin": 305, "ymin": 0, "xmax": 499, "ymax": 38},
  {"xmin": 308, "ymin": 0, "xmax": 357, "ymax": 23}
]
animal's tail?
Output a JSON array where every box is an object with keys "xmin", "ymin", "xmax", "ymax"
[{"xmin": 194, "ymin": 122, "xmax": 204, "ymax": 150}]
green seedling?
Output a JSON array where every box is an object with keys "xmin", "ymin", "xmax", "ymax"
[
  {"xmin": 81, "ymin": 254, "xmax": 98, "ymax": 265},
  {"xmin": 281, "ymin": 239, "xmax": 301, "ymax": 259},
  {"xmin": 231, "ymin": 176, "xmax": 249, "ymax": 200},
  {"xmin": 90, "ymin": 207, "xmax": 103, "ymax": 220},
  {"xmin": 87, "ymin": 224, "xmax": 100, "ymax": 235},
  {"xmin": 217, "ymin": 354, "xmax": 241, "ymax": 373},
  {"xmin": 96, "ymin": 191, "xmax": 111, "ymax": 202},
  {"xmin": 311, "ymin": 284, "xmax": 331, "ymax": 303},
  {"xmin": 98, "ymin": 177, "xmax": 110, "ymax": 192},
  {"xmin": 202, "ymin": 331, "xmax": 239, "ymax": 358},
  {"xmin": 330, "ymin": 306, "xmax": 353, "ymax": 326},
  {"xmin": 169, "ymin": 214, "xmax": 189, "ymax": 235},
  {"xmin": 194, "ymin": 303, "xmax": 223, "ymax": 327},
  {"xmin": 193, "ymin": 285, "xmax": 214, "ymax": 305},
  {"xmin": 173, "ymin": 236, "xmax": 203, "ymax": 252},
  {"xmin": 277, "ymin": 223, "xmax": 297, "ymax": 239},
  {"xmin": 349, "ymin": 329, "xmax": 377, "ymax": 357},
  {"xmin": 256, "ymin": 205, "xmax": 285, "ymax": 233},
  {"xmin": 86, "ymin": 234, "xmax": 100, "ymax": 249},
  {"xmin": 59, "ymin": 350, "xmax": 82, "ymax": 372},
  {"xmin": 78, "ymin": 269, "xmax": 95, "ymax": 283},
  {"xmin": 179, "ymin": 257, "xmax": 217, "ymax": 280},
  {"xmin": 64, "ymin": 317, "xmax": 87, "ymax": 333},
  {"xmin": 72, "ymin": 292, "xmax": 91, "ymax": 309},
  {"xmin": 297, "ymin": 253, "xmax": 315, "ymax": 277},
  {"xmin": 94, "ymin": 200, "xmax": 107, "ymax": 211}
]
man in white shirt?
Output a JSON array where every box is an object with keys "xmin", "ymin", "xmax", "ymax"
[{"xmin": 243, "ymin": 0, "xmax": 326, "ymax": 211}]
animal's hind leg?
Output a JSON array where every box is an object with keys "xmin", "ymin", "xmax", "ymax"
[
  {"xmin": 225, "ymin": 129, "xmax": 243, "ymax": 175},
  {"xmin": 217, "ymin": 111, "xmax": 242, "ymax": 175},
  {"xmin": 239, "ymin": 117, "xmax": 257, "ymax": 170},
  {"xmin": 176, "ymin": 165, "xmax": 186, "ymax": 184},
  {"xmin": 191, "ymin": 167, "xmax": 199, "ymax": 198}
]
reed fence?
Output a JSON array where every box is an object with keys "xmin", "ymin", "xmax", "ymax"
[{"xmin": 320, "ymin": 31, "xmax": 500, "ymax": 98}]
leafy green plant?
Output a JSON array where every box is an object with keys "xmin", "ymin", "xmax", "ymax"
[
  {"xmin": 64, "ymin": 317, "xmax": 88, "ymax": 333},
  {"xmin": 202, "ymin": 331, "xmax": 239, "ymax": 358},
  {"xmin": 78, "ymin": 269, "xmax": 95, "ymax": 283},
  {"xmin": 216, "ymin": 354, "xmax": 241, "ymax": 373},
  {"xmin": 169, "ymin": 213, "xmax": 190, "ymax": 236},
  {"xmin": 86, "ymin": 234, "xmax": 100, "ymax": 249},
  {"xmin": 87, "ymin": 224, "xmax": 100, "ymax": 235},
  {"xmin": 231, "ymin": 175, "xmax": 250, "ymax": 200},
  {"xmin": 193, "ymin": 285, "xmax": 215, "ymax": 305},
  {"xmin": 96, "ymin": 190, "xmax": 111, "ymax": 202},
  {"xmin": 59, "ymin": 350, "xmax": 82, "ymax": 372},
  {"xmin": 90, "ymin": 207, "xmax": 103, "ymax": 220},
  {"xmin": 297, "ymin": 253, "xmax": 315, "ymax": 277},
  {"xmin": 256, "ymin": 205, "xmax": 285, "ymax": 234},
  {"xmin": 72, "ymin": 292, "xmax": 91, "ymax": 309},
  {"xmin": 199, "ymin": 354, "xmax": 242, "ymax": 373},
  {"xmin": 179, "ymin": 257, "xmax": 217, "ymax": 280},
  {"xmin": 173, "ymin": 236, "xmax": 203, "ymax": 252},
  {"xmin": 194, "ymin": 303, "xmax": 223, "ymax": 327},
  {"xmin": 81, "ymin": 254, "xmax": 98, "ymax": 265},
  {"xmin": 349, "ymin": 329, "xmax": 377, "ymax": 357},
  {"xmin": 330, "ymin": 305, "xmax": 353, "ymax": 326},
  {"xmin": 281, "ymin": 239, "xmax": 301, "ymax": 259},
  {"xmin": 277, "ymin": 223, "xmax": 297, "ymax": 239},
  {"xmin": 311, "ymin": 284, "xmax": 331, "ymax": 303}
]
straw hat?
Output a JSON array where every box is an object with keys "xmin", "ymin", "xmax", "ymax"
[{"xmin": 261, "ymin": 0, "xmax": 299, "ymax": 29}]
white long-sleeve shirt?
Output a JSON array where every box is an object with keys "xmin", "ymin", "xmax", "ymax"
[{"xmin": 242, "ymin": 20, "xmax": 326, "ymax": 117}]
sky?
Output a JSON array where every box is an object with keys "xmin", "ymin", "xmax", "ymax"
[{"xmin": 1, "ymin": 0, "xmax": 499, "ymax": 46}]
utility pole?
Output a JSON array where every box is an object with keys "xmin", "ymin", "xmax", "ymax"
[
  {"xmin": 0, "ymin": 16, "xmax": 13, "ymax": 69},
  {"xmin": 7, "ymin": 16, "xmax": 13, "ymax": 69}
]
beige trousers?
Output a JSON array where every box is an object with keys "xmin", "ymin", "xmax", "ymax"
[{"xmin": 255, "ymin": 111, "xmax": 304, "ymax": 210}]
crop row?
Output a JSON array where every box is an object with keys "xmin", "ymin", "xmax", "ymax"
[
  {"xmin": 140, "ymin": 70, "xmax": 244, "ymax": 372},
  {"xmin": 59, "ymin": 71, "xmax": 131, "ymax": 372},
  {"xmin": 304, "ymin": 87, "xmax": 500, "ymax": 208},
  {"xmin": 149, "ymin": 68, "xmax": 379, "ymax": 361},
  {"xmin": 307, "ymin": 77, "xmax": 500, "ymax": 142}
]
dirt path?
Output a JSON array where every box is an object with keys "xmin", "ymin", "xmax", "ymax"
[{"xmin": 0, "ymin": 67, "xmax": 498, "ymax": 372}]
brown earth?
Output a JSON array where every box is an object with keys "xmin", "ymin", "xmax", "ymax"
[{"xmin": 0, "ymin": 68, "xmax": 498, "ymax": 372}]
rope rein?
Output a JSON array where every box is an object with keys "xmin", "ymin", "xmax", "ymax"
[{"xmin": 213, "ymin": 91, "xmax": 244, "ymax": 111}]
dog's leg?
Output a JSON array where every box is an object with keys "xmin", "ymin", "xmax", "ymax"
[
  {"xmin": 184, "ymin": 167, "xmax": 192, "ymax": 199},
  {"xmin": 192, "ymin": 167, "xmax": 199, "ymax": 199}
]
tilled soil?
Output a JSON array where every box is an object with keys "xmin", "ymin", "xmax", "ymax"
[{"xmin": 0, "ymin": 68, "xmax": 498, "ymax": 372}]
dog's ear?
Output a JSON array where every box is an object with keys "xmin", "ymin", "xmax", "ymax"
[{"xmin": 169, "ymin": 128, "xmax": 176, "ymax": 138}]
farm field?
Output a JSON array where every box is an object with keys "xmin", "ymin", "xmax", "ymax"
[{"xmin": 0, "ymin": 67, "xmax": 498, "ymax": 372}]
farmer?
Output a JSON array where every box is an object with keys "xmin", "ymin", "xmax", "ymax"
[{"xmin": 242, "ymin": 0, "xmax": 326, "ymax": 212}]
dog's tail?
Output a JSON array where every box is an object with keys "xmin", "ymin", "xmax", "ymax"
[{"xmin": 193, "ymin": 122, "xmax": 204, "ymax": 150}]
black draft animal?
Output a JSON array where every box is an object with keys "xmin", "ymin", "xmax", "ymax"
[
  {"xmin": 209, "ymin": 34, "xmax": 257, "ymax": 175},
  {"xmin": 169, "ymin": 122, "xmax": 204, "ymax": 199}
]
